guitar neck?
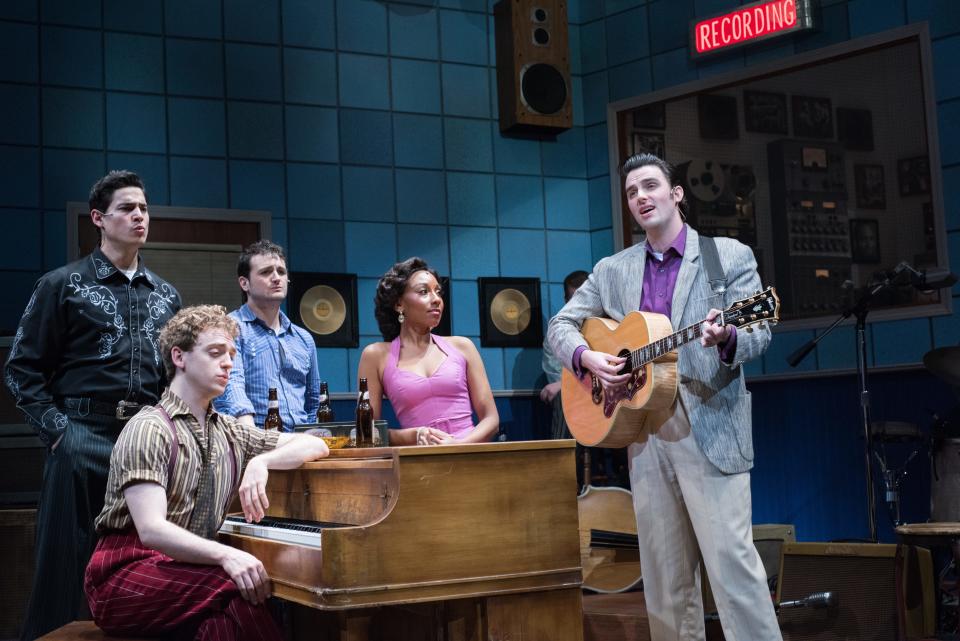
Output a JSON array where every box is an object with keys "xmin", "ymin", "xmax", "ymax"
[{"xmin": 629, "ymin": 320, "xmax": 708, "ymax": 369}]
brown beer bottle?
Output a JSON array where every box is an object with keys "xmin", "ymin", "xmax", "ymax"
[
  {"xmin": 316, "ymin": 381, "xmax": 335, "ymax": 423},
  {"xmin": 355, "ymin": 378, "xmax": 374, "ymax": 447},
  {"xmin": 264, "ymin": 387, "xmax": 282, "ymax": 431}
]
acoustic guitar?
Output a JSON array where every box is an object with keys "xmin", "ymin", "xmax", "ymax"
[
  {"xmin": 561, "ymin": 287, "xmax": 779, "ymax": 448},
  {"xmin": 577, "ymin": 450, "xmax": 641, "ymax": 593}
]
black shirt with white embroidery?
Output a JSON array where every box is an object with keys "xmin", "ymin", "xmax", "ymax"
[{"xmin": 3, "ymin": 247, "xmax": 181, "ymax": 445}]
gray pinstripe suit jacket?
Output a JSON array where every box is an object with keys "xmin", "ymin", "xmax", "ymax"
[{"xmin": 546, "ymin": 226, "xmax": 770, "ymax": 474}]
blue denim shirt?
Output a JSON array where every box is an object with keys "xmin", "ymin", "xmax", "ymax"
[{"xmin": 214, "ymin": 304, "xmax": 320, "ymax": 430}]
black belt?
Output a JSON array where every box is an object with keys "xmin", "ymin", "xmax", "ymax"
[{"xmin": 61, "ymin": 397, "xmax": 145, "ymax": 421}]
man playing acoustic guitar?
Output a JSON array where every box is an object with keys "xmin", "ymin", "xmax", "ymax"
[{"xmin": 547, "ymin": 153, "xmax": 781, "ymax": 641}]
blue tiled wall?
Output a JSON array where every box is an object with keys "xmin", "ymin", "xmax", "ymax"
[
  {"xmin": 573, "ymin": 0, "xmax": 960, "ymax": 376},
  {"xmin": 0, "ymin": 0, "xmax": 605, "ymax": 396},
  {"xmin": 569, "ymin": 0, "xmax": 960, "ymax": 542},
  {"xmin": 2, "ymin": 2, "xmax": 960, "ymax": 539}
]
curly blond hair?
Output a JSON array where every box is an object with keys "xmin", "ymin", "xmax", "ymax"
[{"xmin": 159, "ymin": 305, "xmax": 239, "ymax": 379}]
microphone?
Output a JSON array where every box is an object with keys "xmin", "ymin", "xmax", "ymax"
[
  {"xmin": 912, "ymin": 266, "xmax": 958, "ymax": 290},
  {"xmin": 778, "ymin": 591, "xmax": 837, "ymax": 610},
  {"xmin": 885, "ymin": 261, "xmax": 958, "ymax": 290}
]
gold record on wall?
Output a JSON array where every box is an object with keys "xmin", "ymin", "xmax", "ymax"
[
  {"xmin": 489, "ymin": 288, "xmax": 531, "ymax": 335},
  {"xmin": 289, "ymin": 272, "xmax": 358, "ymax": 347},
  {"xmin": 478, "ymin": 277, "xmax": 542, "ymax": 347},
  {"xmin": 299, "ymin": 285, "xmax": 346, "ymax": 335}
]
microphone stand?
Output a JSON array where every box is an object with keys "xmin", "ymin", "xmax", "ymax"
[{"xmin": 786, "ymin": 271, "xmax": 903, "ymax": 543}]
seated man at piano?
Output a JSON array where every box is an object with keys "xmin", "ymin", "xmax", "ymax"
[
  {"xmin": 84, "ymin": 305, "xmax": 329, "ymax": 641},
  {"xmin": 358, "ymin": 257, "xmax": 499, "ymax": 445}
]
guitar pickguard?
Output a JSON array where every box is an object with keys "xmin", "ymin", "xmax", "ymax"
[{"xmin": 601, "ymin": 368, "xmax": 646, "ymax": 418}]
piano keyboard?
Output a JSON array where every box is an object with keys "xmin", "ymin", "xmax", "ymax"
[{"xmin": 219, "ymin": 515, "xmax": 352, "ymax": 548}]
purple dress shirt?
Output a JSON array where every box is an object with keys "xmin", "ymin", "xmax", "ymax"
[{"xmin": 573, "ymin": 225, "xmax": 736, "ymax": 374}]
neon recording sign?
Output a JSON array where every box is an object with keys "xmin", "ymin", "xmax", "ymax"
[{"xmin": 690, "ymin": 0, "xmax": 816, "ymax": 58}]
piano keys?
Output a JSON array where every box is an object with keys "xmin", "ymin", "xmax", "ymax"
[
  {"xmin": 218, "ymin": 440, "xmax": 585, "ymax": 641},
  {"xmin": 219, "ymin": 515, "xmax": 355, "ymax": 548}
]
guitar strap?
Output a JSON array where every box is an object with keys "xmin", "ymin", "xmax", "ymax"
[{"xmin": 698, "ymin": 235, "xmax": 727, "ymax": 299}]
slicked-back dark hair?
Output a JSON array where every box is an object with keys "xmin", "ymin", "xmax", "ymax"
[
  {"xmin": 88, "ymin": 170, "xmax": 145, "ymax": 213},
  {"xmin": 374, "ymin": 257, "xmax": 441, "ymax": 341},
  {"xmin": 563, "ymin": 270, "xmax": 589, "ymax": 301},
  {"xmin": 620, "ymin": 153, "xmax": 688, "ymax": 217},
  {"xmin": 237, "ymin": 240, "xmax": 287, "ymax": 303}
]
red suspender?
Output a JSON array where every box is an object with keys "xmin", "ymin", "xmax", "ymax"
[{"xmin": 154, "ymin": 406, "xmax": 238, "ymax": 507}]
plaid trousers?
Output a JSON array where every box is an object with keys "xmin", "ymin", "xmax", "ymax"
[{"xmin": 84, "ymin": 530, "xmax": 282, "ymax": 641}]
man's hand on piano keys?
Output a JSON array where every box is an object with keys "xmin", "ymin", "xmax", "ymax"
[
  {"xmin": 239, "ymin": 458, "xmax": 270, "ymax": 523},
  {"xmin": 220, "ymin": 546, "xmax": 272, "ymax": 605}
]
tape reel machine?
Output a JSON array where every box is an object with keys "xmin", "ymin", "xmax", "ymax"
[{"xmin": 676, "ymin": 159, "xmax": 758, "ymax": 245}]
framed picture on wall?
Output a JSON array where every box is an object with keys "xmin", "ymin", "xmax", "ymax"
[
  {"xmin": 837, "ymin": 107, "xmax": 874, "ymax": 150},
  {"xmin": 631, "ymin": 131, "xmax": 665, "ymax": 158},
  {"xmin": 850, "ymin": 219, "xmax": 881, "ymax": 263},
  {"xmin": 792, "ymin": 95, "xmax": 833, "ymax": 138},
  {"xmin": 288, "ymin": 272, "xmax": 359, "ymax": 347},
  {"xmin": 434, "ymin": 276, "xmax": 452, "ymax": 336},
  {"xmin": 743, "ymin": 91, "xmax": 788, "ymax": 134},
  {"xmin": 698, "ymin": 94, "xmax": 739, "ymax": 140},
  {"xmin": 897, "ymin": 156, "xmax": 931, "ymax": 197},
  {"xmin": 477, "ymin": 277, "xmax": 543, "ymax": 347},
  {"xmin": 854, "ymin": 164, "xmax": 886, "ymax": 209},
  {"xmin": 631, "ymin": 102, "xmax": 666, "ymax": 130}
]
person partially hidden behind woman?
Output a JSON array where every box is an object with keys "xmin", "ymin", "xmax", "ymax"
[{"xmin": 358, "ymin": 257, "xmax": 499, "ymax": 445}]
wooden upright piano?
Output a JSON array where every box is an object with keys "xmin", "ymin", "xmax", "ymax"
[{"xmin": 219, "ymin": 440, "xmax": 584, "ymax": 641}]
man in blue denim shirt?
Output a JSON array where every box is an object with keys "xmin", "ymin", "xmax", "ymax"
[{"xmin": 214, "ymin": 241, "xmax": 320, "ymax": 430}]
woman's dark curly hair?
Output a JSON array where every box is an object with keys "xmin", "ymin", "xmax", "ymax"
[{"xmin": 374, "ymin": 257, "xmax": 441, "ymax": 341}]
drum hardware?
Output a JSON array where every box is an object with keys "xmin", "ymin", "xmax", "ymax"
[
  {"xmin": 788, "ymin": 263, "xmax": 958, "ymax": 542},
  {"xmin": 873, "ymin": 447, "xmax": 920, "ymax": 527}
]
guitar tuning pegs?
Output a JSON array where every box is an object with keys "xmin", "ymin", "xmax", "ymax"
[{"xmin": 746, "ymin": 326, "xmax": 754, "ymax": 333}]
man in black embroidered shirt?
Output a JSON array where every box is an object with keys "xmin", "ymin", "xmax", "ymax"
[{"xmin": 4, "ymin": 170, "xmax": 181, "ymax": 640}]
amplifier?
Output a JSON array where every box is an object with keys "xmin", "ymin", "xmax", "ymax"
[{"xmin": 777, "ymin": 542, "xmax": 933, "ymax": 641}]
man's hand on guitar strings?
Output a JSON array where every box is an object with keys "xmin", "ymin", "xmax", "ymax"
[
  {"xmin": 700, "ymin": 308, "xmax": 733, "ymax": 348},
  {"xmin": 580, "ymin": 349, "xmax": 630, "ymax": 390}
]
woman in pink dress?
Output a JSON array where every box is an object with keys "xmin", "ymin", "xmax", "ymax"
[{"xmin": 357, "ymin": 258, "xmax": 499, "ymax": 445}]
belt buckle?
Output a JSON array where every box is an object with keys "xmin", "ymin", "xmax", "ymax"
[{"xmin": 116, "ymin": 400, "xmax": 139, "ymax": 420}]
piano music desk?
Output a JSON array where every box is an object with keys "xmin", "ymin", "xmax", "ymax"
[{"xmin": 219, "ymin": 440, "xmax": 584, "ymax": 640}]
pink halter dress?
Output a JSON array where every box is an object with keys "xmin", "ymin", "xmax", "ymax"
[{"xmin": 382, "ymin": 334, "xmax": 474, "ymax": 437}]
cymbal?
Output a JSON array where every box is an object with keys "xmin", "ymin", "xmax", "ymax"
[
  {"xmin": 490, "ymin": 288, "xmax": 531, "ymax": 336},
  {"xmin": 299, "ymin": 285, "xmax": 346, "ymax": 335},
  {"xmin": 924, "ymin": 347, "xmax": 960, "ymax": 388}
]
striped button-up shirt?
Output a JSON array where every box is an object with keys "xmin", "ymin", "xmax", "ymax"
[
  {"xmin": 95, "ymin": 389, "xmax": 279, "ymax": 538},
  {"xmin": 214, "ymin": 304, "xmax": 320, "ymax": 430}
]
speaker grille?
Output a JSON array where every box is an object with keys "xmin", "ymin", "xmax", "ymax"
[
  {"xmin": 779, "ymin": 544, "xmax": 897, "ymax": 641},
  {"xmin": 520, "ymin": 63, "xmax": 567, "ymax": 115}
]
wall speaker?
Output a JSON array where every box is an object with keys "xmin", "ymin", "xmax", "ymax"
[
  {"xmin": 494, "ymin": 0, "xmax": 573, "ymax": 136},
  {"xmin": 288, "ymin": 272, "xmax": 358, "ymax": 348},
  {"xmin": 777, "ymin": 542, "xmax": 933, "ymax": 641},
  {"xmin": 478, "ymin": 277, "xmax": 543, "ymax": 347}
]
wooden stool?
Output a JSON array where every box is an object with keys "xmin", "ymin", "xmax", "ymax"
[
  {"xmin": 896, "ymin": 522, "xmax": 960, "ymax": 640},
  {"xmin": 582, "ymin": 591, "xmax": 650, "ymax": 641},
  {"xmin": 35, "ymin": 620, "xmax": 144, "ymax": 641}
]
